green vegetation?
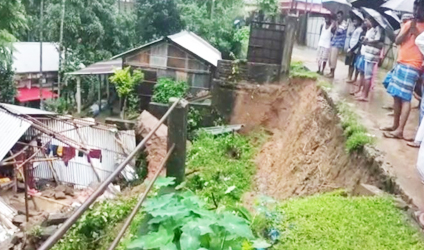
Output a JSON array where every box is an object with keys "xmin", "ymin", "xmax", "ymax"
[
  {"xmin": 135, "ymin": 0, "xmax": 183, "ymax": 42},
  {"xmin": 337, "ymin": 101, "xmax": 375, "ymax": 152},
  {"xmin": 44, "ymin": 97, "xmax": 73, "ymax": 114},
  {"xmin": 151, "ymin": 78, "xmax": 189, "ymax": 104},
  {"xmin": 275, "ymin": 192, "xmax": 424, "ymax": 250},
  {"xmin": 127, "ymin": 178, "xmax": 255, "ymax": 250},
  {"xmin": 186, "ymin": 131, "xmax": 267, "ymax": 206},
  {"xmin": 109, "ymin": 67, "xmax": 144, "ymax": 118},
  {"xmin": 0, "ymin": 61, "xmax": 16, "ymax": 103},
  {"xmin": 289, "ymin": 61, "xmax": 319, "ymax": 80},
  {"xmin": 52, "ymin": 198, "xmax": 136, "ymax": 250}
]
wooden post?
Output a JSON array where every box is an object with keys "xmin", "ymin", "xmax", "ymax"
[
  {"xmin": 280, "ymin": 15, "xmax": 298, "ymax": 76},
  {"xmin": 106, "ymin": 74, "xmax": 110, "ymax": 101},
  {"xmin": 23, "ymin": 150, "xmax": 30, "ymax": 222},
  {"xmin": 76, "ymin": 76, "xmax": 81, "ymax": 113},
  {"xmin": 98, "ymin": 75, "xmax": 102, "ymax": 112},
  {"xmin": 166, "ymin": 98, "xmax": 188, "ymax": 185}
]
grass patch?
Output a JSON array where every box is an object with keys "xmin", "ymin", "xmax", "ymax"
[
  {"xmin": 317, "ymin": 79, "xmax": 332, "ymax": 90},
  {"xmin": 52, "ymin": 198, "xmax": 137, "ymax": 250},
  {"xmin": 275, "ymin": 192, "xmax": 424, "ymax": 250},
  {"xmin": 337, "ymin": 101, "xmax": 374, "ymax": 152},
  {"xmin": 290, "ymin": 61, "xmax": 319, "ymax": 80},
  {"xmin": 186, "ymin": 130, "xmax": 267, "ymax": 206}
]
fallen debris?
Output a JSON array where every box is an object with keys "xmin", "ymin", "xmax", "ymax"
[{"xmin": 136, "ymin": 111, "xmax": 168, "ymax": 179}]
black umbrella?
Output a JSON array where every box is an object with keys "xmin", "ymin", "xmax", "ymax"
[
  {"xmin": 382, "ymin": 10, "xmax": 401, "ymax": 31},
  {"xmin": 362, "ymin": 7, "xmax": 396, "ymax": 41},
  {"xmin": 351, "ymin": 0, "xmax": 387, "ymax": 9}
]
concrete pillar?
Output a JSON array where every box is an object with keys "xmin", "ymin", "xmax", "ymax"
[
  {"xmin": 166, "ymin": 98, "xmax": 188, "ymax": 185},
  {"xmin": 76, "ymin": 76, "xmax": 81, "ymax": 113},
  {"xmin": 280, "ymin": 15, "xmax": 298, "ymax": 76}
]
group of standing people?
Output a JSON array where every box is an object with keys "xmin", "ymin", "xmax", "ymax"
[
  {"xmin": 316, "ymin": 0, "xmax": 424, "ymax": 184},
  {"xmin": 317, "ymin": 9, "xmax": 385, "ymax": 102}
]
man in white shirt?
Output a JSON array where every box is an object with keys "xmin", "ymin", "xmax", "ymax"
[{"xmin": 316, "ymin": 15, "xmax": 333, "ymax": 75}]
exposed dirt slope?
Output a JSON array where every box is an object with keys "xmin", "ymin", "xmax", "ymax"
[{"xmin": 229, "ymin": 80, "xmax": 381, "ymax": 200}]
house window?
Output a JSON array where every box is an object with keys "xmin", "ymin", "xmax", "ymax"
[
  {"xmin": 150, "ymin": 43, "xmax": 168, "ymax": 68},
  {"xmin": 189, "ymin": 74, "xmax": 210, "ymax": 89}
]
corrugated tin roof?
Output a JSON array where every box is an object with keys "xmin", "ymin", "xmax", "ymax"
[
  {"xmin": 110, "ymin": 31, "xmax": 222, "ymax": 67},
  {"xmin": 0, "ymin": 103, "xmax": 56, "ymax": 116},
  {"xmin": 12, "ymin": 42, "xmax": 60, "ymax": 74},
  {"xmin": 0, "ymin": 109, "xmax": 32, "ymax": 161},
  {"xmin": 66, "ymin": 58, "xmax": 122, "ymax": 75},
  {"xmin": 168, "ymin": 31, "xmax": 222, "ymax": 67},
  {"xmin": 111, "ymin": 38, "xmax": 163, "ymax": 60}
]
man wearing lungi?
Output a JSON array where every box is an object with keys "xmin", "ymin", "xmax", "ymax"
[
  {"xmin": 383, "ymin": 0, "xmax": 424, "ymax": 140},
  {"xmin": 326, "ymin": 11, "xmax": 347, "ymax": 78}
]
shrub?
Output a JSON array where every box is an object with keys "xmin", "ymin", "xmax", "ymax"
[
  {"xmin": 337, "ymin": 101, "xmax": 374, "ymax": 152},
  {"xmin": 151, "ymin": 78, "xmax": 189, "ymax": 104}
]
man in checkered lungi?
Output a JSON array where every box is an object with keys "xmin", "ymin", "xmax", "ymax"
[{"xmin": 383, "ymin": 0, "xmax": 424, "ymax": 140}]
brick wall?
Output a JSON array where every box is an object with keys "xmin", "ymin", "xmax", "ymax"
[{"xmin": 216, "ymin": 60, "xmax": 281, "ymax": 84}]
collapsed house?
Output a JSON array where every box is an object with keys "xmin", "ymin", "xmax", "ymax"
[{"xmin": 0, "ymin": 103, "xmax": 136, "ymax": 245}]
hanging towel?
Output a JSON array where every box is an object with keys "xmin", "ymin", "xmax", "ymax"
[
  {"xmin": 62, "ymin": 147, "xmax": 76, "ymax": 166},
  {"xmin": 57, "ymin": 146, "xmax": 63, "ymax": 157},
  {"xmin": 45, "ymin": 142, "xmax": 52, "ymax": 155},
  {"xmin": 87, "ymin": 149, "xmax": 102, "ymax": 163},
  {"xmin": 52, "ymin": 145, "xmax": 59, "ymax": 157}
]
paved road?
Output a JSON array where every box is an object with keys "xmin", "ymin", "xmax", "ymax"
[{"xmin": 293, "ymin": 45, "xmax": 424, "ymax": 209}]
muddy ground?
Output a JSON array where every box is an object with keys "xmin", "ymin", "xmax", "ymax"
[{"xmin": 225, "ymin": 80, "xmax": 386, "ymax": 200}]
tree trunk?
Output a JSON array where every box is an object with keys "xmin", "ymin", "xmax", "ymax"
[{"xmin": 121, "ymin": 97, "xmax": 127, "ymax": 119}]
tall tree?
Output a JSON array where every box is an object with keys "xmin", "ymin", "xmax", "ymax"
[
  {"xmin": 178, "ymin": 0, "xmax": 246, "ymax": 58},
  {"xmin": 135, "ymin": 0, "xmax": 184, "ymax": 43},
  {"xmin": 0, "ymin": 1, "xmax": 27, "ymax": 103},
  {"xmin": 0, "ymin": 1, "xmax": 27, "ymax": 62}
]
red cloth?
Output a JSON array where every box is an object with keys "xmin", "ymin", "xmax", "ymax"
[
  {"xmin": 62, "ymin": 147, "xmax": 76, "ymax": 166},
  {"xmin": 87, "ymin": 149, "xmax": 102, "ymax": 163},
  {"xmin": 16, "ymin": 87, "xmax": 58, "ymax": 102}
]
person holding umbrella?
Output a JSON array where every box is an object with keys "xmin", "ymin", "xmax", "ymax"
[
  {"xmin": 383, "ymin": 0, "xmax": 424, "ymax": 140},
  {"xmin": 326, "ymin": 11, "xmax": 348, "ymax": 78},
  {"xmin": 346, "ymin": 10, "xmax": 364, "ymax": 83},
  {"xmin": 353, "ymin": 15, "xmax": 384, "ymax": 102}
]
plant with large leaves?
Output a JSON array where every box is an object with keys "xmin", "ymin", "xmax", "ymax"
[{"xmin": 127, "ymin": 179, "xmax": 256, "ymax": 250}]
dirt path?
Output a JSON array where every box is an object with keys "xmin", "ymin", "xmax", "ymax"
[{"xmin": 292, "ymin": 45, "xmax": 424, "ymax": 209}]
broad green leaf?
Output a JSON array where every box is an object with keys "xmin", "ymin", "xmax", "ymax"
[
  {"xmin": 142, "ymin": 193, "xmax": 175, "ymax": 211},
  {"xmin": 160, "ymin": 243, "xmax": 178, "ymax": 250},
  {"xmin": 127, "ymin": 225, "xmax": 174, "ymax": 250},
  {"xmin": 126, "ymin": 237, "xmax": 145, "ymax": 250},
  {"xmin": 180, "ymin": 228, "xmax": 201, "ymax": 250},
  {"xmin": 182, "ymin": 218, "xmax": 215, "ymax": 236},
  {"xmin": 252, "ymin": 239, "xmax": 272, "ymax": 248},
  {"xmin": 218, "ymin": 212, "xmax": 254, "ymax": 239},
  {"xmin": 149, "ymin": 204, "xmax": 190, "ymax": 217},
  {"xmin": 154, "ymin": 177, "xmax": 176, "ymax": 188}
]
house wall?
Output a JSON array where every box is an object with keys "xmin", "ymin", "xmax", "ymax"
[
  {"xmin": 15, "ymin": 72, "xmax": 58, "ymax": 89},
  {"xmin": 123, "ymin": 42, "xmax": 214, "ymax": 109},
  {"xmin": 25, "ymin": 119, "xmax": 136, "ymax": 187}
]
